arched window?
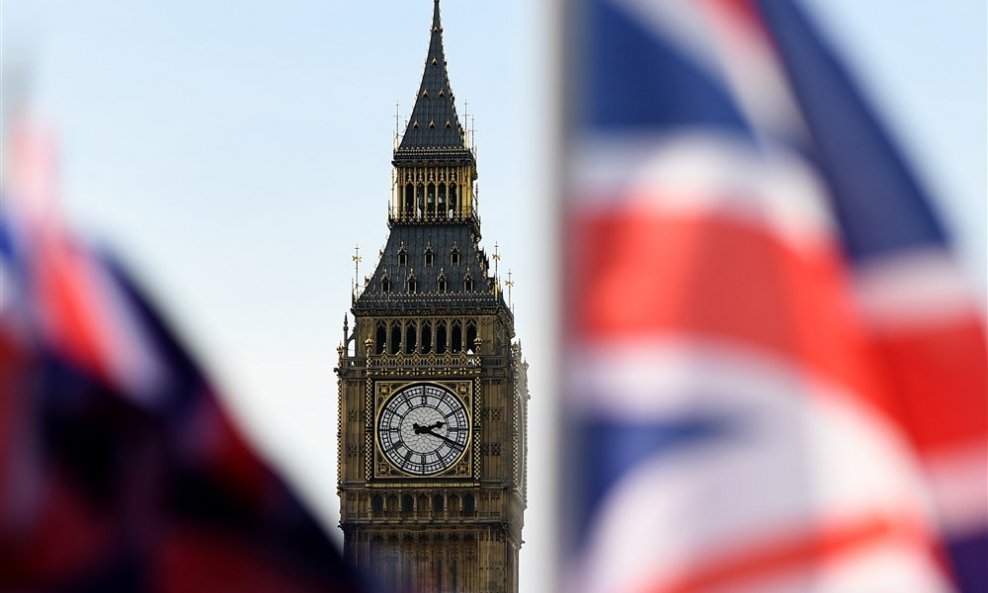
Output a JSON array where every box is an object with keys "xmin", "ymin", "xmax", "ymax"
[
  {"xmin": 417, "ymin": 495, "xmax": 428, "ymax": 515},
  {"xmin": 407, "ymin": 274, "xmax": 418, "ymax": 294},
  {"xmin": 387, "ymin": 495, "xmax": 398, "ymax": 515},
  {"xmin": 397, "ymin": 245, "xmax": 407, "ymax": 267},
  {"xmin": 424, "ymin": 246, "xmax": 434, "ymax": 267},
  {"xmin": 376, "ymin": 323, "xmax": 387, "ymax": 355},
  {"xmin": 449, "ymin": 184, "xmax": 458, "ymax": 218},
  {"xmin": 450, "ymin": 246, "xmax": 460, "ymax": 266},
  {"xmin": 437, "ymin": 271, "xmax": 447, "ymax": 293},
  {"xmin": 381, "ymin": 273, "xmax": 391, "ymax": 293},
  {"xmin": 416, "ymin": 184, "xmax": 425, "ymax": 217},
  {"xmin": 438, "ymin": 183, "xmax": 447, "ymax": 216},
  {"xmin": 464, "ymin": 273, "xmax": 473, "ymax": 292},
  {"xmin": 436, "ymin": 321, "xmax": 448, "ymax": 354},
  {"xmin": 390, "ymin": 322, "xmax": 401, "ymax": 355},
  {"xmin": 466, "ymin": 322, "xmax": 478, "ymax": 354},
  {"xmin": 404, "ymin": 184, "xmax": 414, "ymax": 216},
  {"xmin": 451, "ymin": 322, "xmax": 462, "ymax": 354},
  {"xmin": 432, "ymin": 494, "xmax": 444, "ymax": 513},
  {"xmin": 402, "ymin": 494, "xmax": 414, "ymax": 516},
  {"xmin": 421, "ymin": 321, "xmax": 432, "ymax": 354},
  {"xmin": 448, "ymin": 494, "xmax": 460, "ymax": 516},
  {"xmin": 405, "ymin": 323, "xmax": 417, "ymax": 354},
  {"xmin": 372, "ymin": 494, "xmax": 384, "ymax": 514},
  {"xmin": 464, "ymin": 494, "xmax": 476, "ymax": 516},
  {"xmin": 427, "ymin": 183, "xmax": 436, "ymax": 217}
]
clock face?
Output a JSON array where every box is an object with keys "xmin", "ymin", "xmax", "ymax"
[{"xmin": 378, "ymin": 384, "xmax": 470, "ymax": 476}]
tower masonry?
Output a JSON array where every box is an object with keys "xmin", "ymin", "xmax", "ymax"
[{"xmin": 335, "ymin": 3, "xmax": 528, "ymax": 592}]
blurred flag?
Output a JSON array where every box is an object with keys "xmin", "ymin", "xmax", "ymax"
[
  {"xmin": 560, "ymin": 1, "xmax": 986, "ymax": 593},
  {"xmin": 0, "ymin": 116, "xmax": 364, "ymax": 591}
]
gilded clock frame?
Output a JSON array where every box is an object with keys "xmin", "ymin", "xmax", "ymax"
[{"xmin": 371, "ymin": 379, "xmax": 475, "ymax": 480}]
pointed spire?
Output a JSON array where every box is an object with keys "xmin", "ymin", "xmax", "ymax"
[
  {"xmin": 431, "ymin": 0, "xmax": 442, "ymax": 31},
  {"xmin": 394, "ymin": 0, "xmax": 473, "ymax": 163}
]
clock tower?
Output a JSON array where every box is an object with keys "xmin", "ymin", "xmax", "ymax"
[{"xmin": 335, "ymin": 2, "xmax": 529, "ymax": 592}]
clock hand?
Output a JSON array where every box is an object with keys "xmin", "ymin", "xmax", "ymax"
[
  {"xmin": 424, "ymin": 429, "xmax": 463, "ymax": 449},
  {"xmin": 412, "ymin": 421, "xmax": 445, "ymax": 434}
]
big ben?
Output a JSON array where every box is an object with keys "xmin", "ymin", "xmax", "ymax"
[{"xmin": 335, "ymin": 2, "xmax": 529, "ymax": 592}]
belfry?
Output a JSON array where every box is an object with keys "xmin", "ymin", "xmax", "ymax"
[{"xmin": 335, "ymin": 2, "xmax": 528, "ymax": 592}]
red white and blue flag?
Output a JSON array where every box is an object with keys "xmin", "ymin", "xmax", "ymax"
[
  {"xmin": 0, "ymin": 118, "xmax": 364, "ymax": 592},
  {"xmin": 561, "ymin": 2, "xmax": 986, "ymax": 593}
]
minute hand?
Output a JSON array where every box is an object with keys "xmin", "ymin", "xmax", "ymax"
[{"xmin": 425, "ymin": 430, "xmax": 463, "ymax": 449}]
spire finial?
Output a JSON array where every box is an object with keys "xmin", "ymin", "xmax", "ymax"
[
  {"xmin": 352, "ymin": 244, "xmax": 362, "ymax": 297},
  {"xmin": 493, "ymin": 242, "xmax": 501, "ymax": 281},
  {"xmin": 432, "ymin": 0, "xmax": 442, "ymax": 32}
]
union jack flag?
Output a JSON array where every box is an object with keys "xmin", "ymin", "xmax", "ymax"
[
  {"xmin": 561, "ymin": 1, "xmax": 986, "ymax": 593},
  {"xmin": 0, "ymin": 117, "xmax": 364, "ymax": 591}
]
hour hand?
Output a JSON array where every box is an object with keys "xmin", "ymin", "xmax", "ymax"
[{"xmin": 413, "ymin": 421, "xmax": 445, "ymax": 435}]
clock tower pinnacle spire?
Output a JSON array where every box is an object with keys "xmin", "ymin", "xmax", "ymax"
[{"xmin": 389, "ymin": 0, "xmax": 480, "ymax": 233}]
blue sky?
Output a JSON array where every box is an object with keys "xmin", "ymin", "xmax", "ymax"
[{"xmin": 2, "ymin": 1, "xmax": 984, "ymax": 592}]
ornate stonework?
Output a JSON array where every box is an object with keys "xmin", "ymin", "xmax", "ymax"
[{"xmin": 335, "ymin": 3, "xmax": 527, "ymax": 592}]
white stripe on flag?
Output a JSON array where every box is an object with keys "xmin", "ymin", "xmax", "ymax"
[
  {"xmin": 609, "ymin": 0, "xmax": 723, "ymax": 79},
  {"xmin": 567, "ymin": 133, "xmax": 834, "ymax": 254},
  {"xmin": 566, "ymin": 342, "xmax": 949, "ymax": 593},
  {"xmin": 923, "ymin": 441, "xmax": 988, "ymax": 537},
  {"xmin": 853, "ymin": 248, "xmax": 983, "ymax": 331}
]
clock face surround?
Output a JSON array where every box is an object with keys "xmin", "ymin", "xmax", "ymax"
[{"xmin": 377, "ymin": 383, "xmax": 470, "ymax": 476}]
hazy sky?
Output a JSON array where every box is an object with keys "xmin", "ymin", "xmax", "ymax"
[{"xmin": 2, "ymin": 1, "xmax": 985, "ymax": 592}]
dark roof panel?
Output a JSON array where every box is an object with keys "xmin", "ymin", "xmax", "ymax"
[{"xmin": 354, "ymin": 224, "xmax": 507, "ymax": 312}]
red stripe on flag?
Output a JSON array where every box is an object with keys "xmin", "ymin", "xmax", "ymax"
[
  {"xmin": 567, "ymin": 204, "xmax": 889, "ymax": 414},
  {"xmin": 36, "ymin": 237, "xmax": 113, "ymax": 382},
  {"xmin": 876, "ymin": 319, "xmax": 988, "ymax": 454},
  {"xmin": 0, "ymin": 477, "xmax": 117, "ymax": 587},
  {"xmin": 186, "ymin": 396, "xmax": 272, "ymax": 504},
  {"xmin": 159, "ymin": 528, "xmax": 339, "ymax": 593},
  {"xmin": 637, "ymin": 514, "xmax": 938, "ymax": 593},
  {"xmin": 701, "ymin": 0, "xmax": 764, "ymax": 33}
]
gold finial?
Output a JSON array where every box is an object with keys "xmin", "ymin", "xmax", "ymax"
[
  {"xmin": 394, "ymin": 102, "xmax": 401, "ymax": 146},
  {"xmin": 493, "ymin": 242, "xmax": 501, "ymax": 281},
  {"xmin": 352, "ymin": 245, "xmax": 362, "ymax": 296},
  {"xmin": 505, "ymin": 269, "xmax": 515, "ymax": 310}
]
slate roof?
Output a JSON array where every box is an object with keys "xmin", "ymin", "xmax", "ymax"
[
  {"xmin": 393, "ymin": 0, "xmax": 475, "ymax": 165},
  {"xmin": 354, "ymin": 224, "xmax": 506, "ymax": 313}
]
